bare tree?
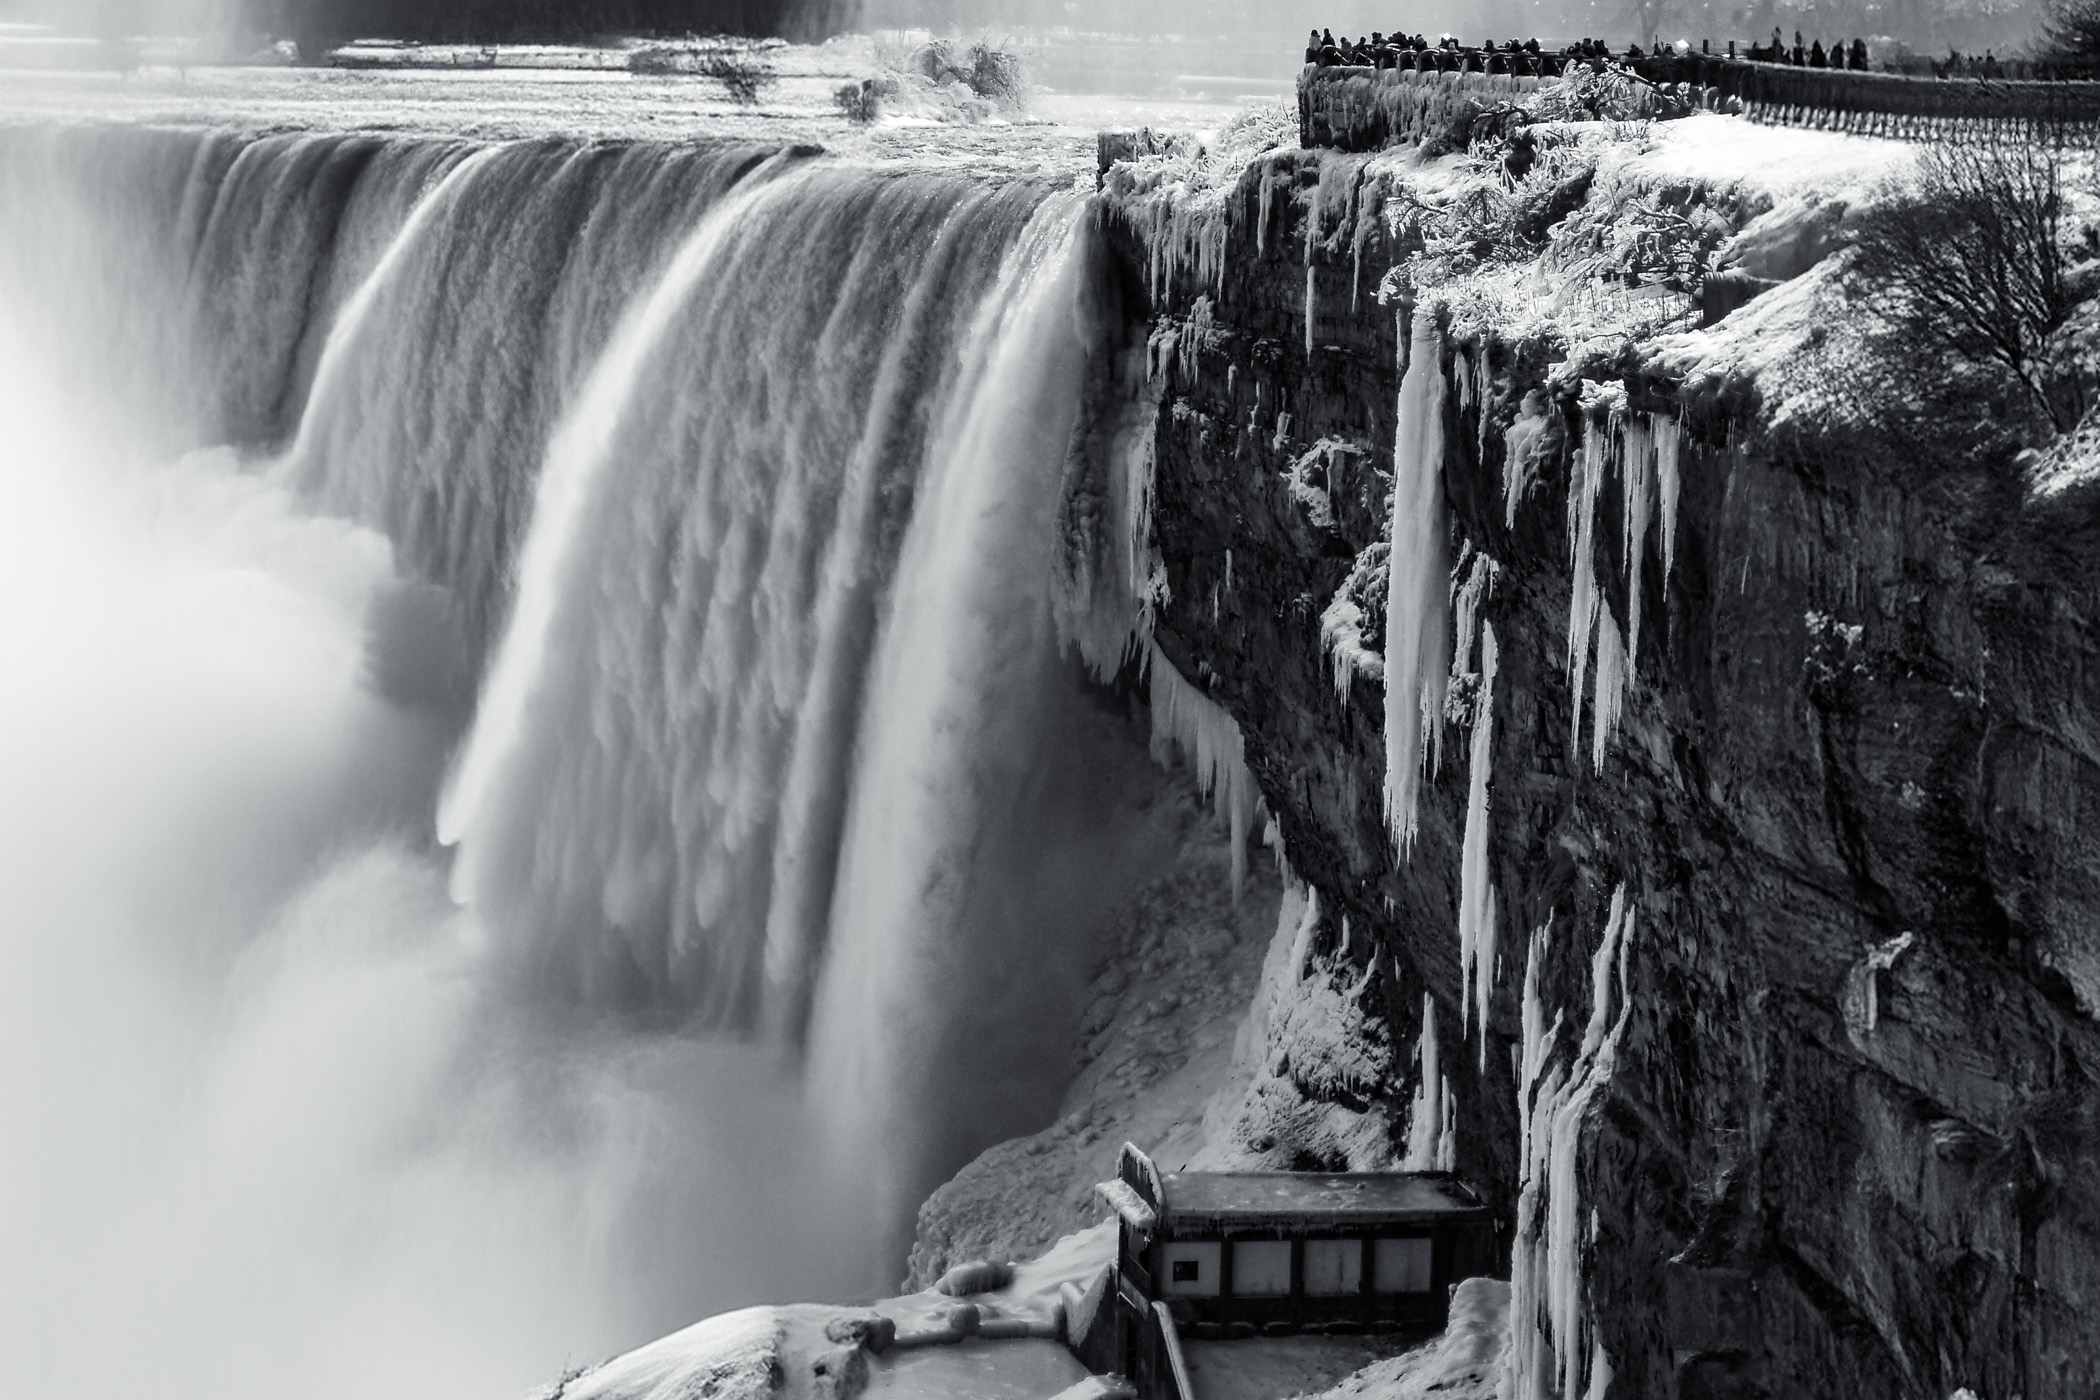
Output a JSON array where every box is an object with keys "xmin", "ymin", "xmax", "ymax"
[
  {"xmin": 2040, "ymin": 0, "xmax": 2100, "ymax": 74},
  {"xmin": 1851, "ymin": 133, "xmax": 2086, "ymax": 431}
]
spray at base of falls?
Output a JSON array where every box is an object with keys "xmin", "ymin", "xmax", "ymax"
[{"xmin": 0, "ymin": 294, "xmax": 860, "ymax": 1400}]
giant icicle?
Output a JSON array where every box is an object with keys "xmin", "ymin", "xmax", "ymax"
[
  {"xmin": 1565, "ymin": 416, "xmax": 1606, "ymax": 759},
  {"xmin": 1147, "ymin": 638, "xmax": 1261, "ymax": 898},
  {"xmin": 1458, "ymin": 624, "xmax": 1499, "ymax": 1065},
  {"xmin": 1655, "ymin": 412, "xmax": 1682, "ymax": 583},
  {"xmin": 1402, "ymin": 993, "xmax": 1456, "ymax": 1172},
  {"xmin": 1383, "ymin": 313, "xmax": 1451, "ymax": 856},
  {"xmin": 1506, "ymin": 888, "xmax": 1637, "ymax": 1400},
  {"xmin": 1620, "ymin": 415, "xmax": 1654, "ymax": 674}
]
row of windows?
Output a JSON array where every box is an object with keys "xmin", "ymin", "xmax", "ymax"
[{"xmin": 1156, "ymin": 1237, "xmax": 1432, "ymax": 1298}]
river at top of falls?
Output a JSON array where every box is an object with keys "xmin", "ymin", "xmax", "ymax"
[{"xmin": 0, "ymin": 101, "xmax": 1216, "ymax": 1400}]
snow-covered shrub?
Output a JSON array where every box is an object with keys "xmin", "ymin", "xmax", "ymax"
[
  {"xmin": 834, "ymin": 76, "xmax": 888, "ymax": 123},
  {"xmin": 696, "ymin": 46, "xmax": 776, "ymax": 105},
  {"xmin": 628, "ymin": 40, "xmax": 779, "ymax": 105},
  {"xmin": 967, "ymin": 42, "xmax": 1028, "ymax": 111}
]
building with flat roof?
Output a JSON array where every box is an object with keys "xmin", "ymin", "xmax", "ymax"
[{"xmin": 1072, "ymin": 1144, "xmax": 1499, "ymax": 1398}]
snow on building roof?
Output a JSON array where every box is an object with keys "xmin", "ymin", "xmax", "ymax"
[{"xmin": 1153, "ymin": 1171, "xmax": 1487, "ymax": 1230}]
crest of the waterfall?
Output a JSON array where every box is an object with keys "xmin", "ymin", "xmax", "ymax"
[
  {"xmin": 279, "ymin": 138, "xmax": 792, "ymax": 658},
  {"xmin": 803, "ymin": 195, "xmax": 1100, "ymax": 1284}
]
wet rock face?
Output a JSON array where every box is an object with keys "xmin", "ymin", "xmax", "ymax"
[{"xmin": 1102, "ymin": 153, "xmax": 2100, "ymax": 1399}]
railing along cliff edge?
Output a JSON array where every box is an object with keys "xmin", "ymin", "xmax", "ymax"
[{"xmin": 1298, "ymin": 58, "xmax": 2100, "ymax": 150}]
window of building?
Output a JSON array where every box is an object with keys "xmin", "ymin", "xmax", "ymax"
[
  {"xmin": 1158, "ymin": 1241, "xmax": 1221, "ymax": 1297},
  {"xmin": 1231, "ymin": 1239, "xmax": 1293, "ymax": 1296},
  {"xmin": 1303, "ymin": 1237, "xmax": 1363, "ymax": 1295},
  {"xmin": 1373, "ymin": 1236, "xmax": 1432, "ymax": 1293}
]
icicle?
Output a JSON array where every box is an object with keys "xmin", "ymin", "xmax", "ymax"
[
  {"xmin": 1476, "ymin": 345, "xmax": 1495, "ymax": 468},
  {"xmin": 1565, "ymin": 418, "xmax": 1607, "ymax": 758},
  {"xmin": 1449, "ymin": 550, "xmax": 1495, "ymax": 687},
  {"xmin": 1503, "ymin": 391, "xmax": 1551, "ymax": 528},
  {"xmin": 1383, "ymin": 315, "xmax": 1451, "ymax": 857},
  {"xmin": 1286, "ymin": 884, "xmax": 1321, "ymax": 984},
  {"xmin": 1402, "ymin": 993, "xmax": 1444, "ymax": 1170},
  {"xmin": 1505, "ymin": 920, "xmax": 1562, "ymax": 1400},
  {"xmin": 1256, "ymin": 157, "xmax": 1278, "ymax": 258},
  {"xmin": 1621, "ymin": 416, "xmax": 1653, "ymax": 675},
  {"xmin": 1304, "ymin": 263, "xmax": 1317, "ymax": 358},
  {"xmin": 1585, "ymin": 1340, "xmax": 1614, "ymax": 1400},
  {"xmin": 1504, "ymin": 891, "xmax": 1636, "ymax": 1400},
  {"xmin": 1458, "ymin": 625, "xmax": 1498, "ymax": 1064},
  {"xmin": 1589, "ymin": 603, "xmax": 1625, "ymax": 774},
  {"xmin": 1146, "ymin": 639, "xmax": 1259, "ymax": 898},
  {"xmin": 1177, "ymin": 296, "xmax": 1214, "ymax": 387},
  {"xmin": 1436, "ymin": 1072, "xmax": 1458, "ymax": 1172},
  {"xmin": 1654, "ymin": 412, "xmax": 1682, "ymax": 583}
]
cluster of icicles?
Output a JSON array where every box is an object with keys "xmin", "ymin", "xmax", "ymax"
[{"xmin": 1365, "ymin": 316, "xmax": 1683, "ymax": 1399}]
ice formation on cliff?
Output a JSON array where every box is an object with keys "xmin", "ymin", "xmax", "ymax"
[
  {"xmin": 1384, "ymin": 315, "xmax": 1452, "ymax": 855},
  {"xmin": 1459, "ymin": 623, "xmax": 1500, "ymax": 1064},
  {"xmin": 1503, "ymin": 393, "xmax": 1554, "ymax": 527},
  {"xmin": 1620, "ymin": 415, "xmax": 1654, "ymax": 672},
  {"xmin": 1402, "ymin": 992, "xmax": 1457, "ymax": 1172},
  {"xmin": 1654, "ymin": 412, "xmax": 1682, "ymax": 581},
  {"xmin": 1565, "ymin": 413, "xmax": 1607, "ymax": 761},
  {"xmin": 1322, "ymin": 543, "xmax": 1391, "ymax": 699},
  {"xmin": 1590, "ymin": 606, "xmax": 1626, "ymax": 775},
  {"xmin": 1506, "ymin": 888, "xmax": 1636, "ymax": 1400},
  {"xmin": 1147, "ymin": 639, "xmax": 1260, "ymax": 898}
]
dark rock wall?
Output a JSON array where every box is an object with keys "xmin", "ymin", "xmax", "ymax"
[{"xmin": 1102, "ymin": 149, "xmax": 2100, "ymax": 1399}]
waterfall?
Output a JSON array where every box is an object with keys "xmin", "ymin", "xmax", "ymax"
[{"xmin": 0, "ymin": 122, "xmax": 1180, "ymax": 1377}]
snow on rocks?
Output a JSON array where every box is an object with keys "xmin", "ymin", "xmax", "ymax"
[
  {"xmin": 1284, "ymin": 1276, "xmax": 1509, "ymax": 1400},
  {"xmin": 1099, "ymin": 105, "xmax": 1299, "ymax": 304},
  {"xmin": 551, "ymin": 1304, "xmax": 885, "ymax": 1400},
  {"xmin": 1204, "ymin": 879, "xmax": 1407, "ymax": 1174}
]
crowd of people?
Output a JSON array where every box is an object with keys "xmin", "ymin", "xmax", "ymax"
[
  {"xmin": 1743, "ymin": 29, "xmax": 1872, "ymax": 69},
  {"xmin": 1302, "ymin": 27, "xmax": 1879, "ymax": 75}
]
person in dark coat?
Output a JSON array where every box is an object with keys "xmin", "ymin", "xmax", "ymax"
[{"xmin": 1306, "ymin": 29, "xmax": 1320, "ymax": 63}]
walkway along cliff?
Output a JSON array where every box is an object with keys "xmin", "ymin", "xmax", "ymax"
[{"xmin": 1086, "ymin": 79, "xmax": 2100, "ymax": 1400}]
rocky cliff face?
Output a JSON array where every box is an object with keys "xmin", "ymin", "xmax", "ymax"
[{"xmin": 1094, "ymin": 116, "xmax": 2100, "ymax": 1399}]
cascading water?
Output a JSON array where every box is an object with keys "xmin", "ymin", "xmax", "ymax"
[{"xmin": 0, "ymin": 122, "xmax": 1191, "ymax": 1392}]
